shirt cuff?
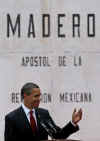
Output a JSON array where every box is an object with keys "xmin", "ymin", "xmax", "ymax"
[{"xmin": 71, "ymin": 120, "xmax": 77, "ymax": 126}]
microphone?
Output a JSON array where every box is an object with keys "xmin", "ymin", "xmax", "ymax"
[
  {"xmin": 36, "ymin": 109, "xmax": 57, "ymax": 138},
  {"xmin": 40, "ymin": 120, "xmax": 54, "ymax": 138},
  {"xmin": 46, "ymin": 119, "xmax": 57, "ymax": 134}
]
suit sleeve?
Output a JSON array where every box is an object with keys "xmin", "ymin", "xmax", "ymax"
[
  {"xmin": 46, "ymin": 111, "xmax": 79, "ymax": 139},
  {"xmin": 4, "ymin": 115, "xmax": 17, "ymax": 141}
]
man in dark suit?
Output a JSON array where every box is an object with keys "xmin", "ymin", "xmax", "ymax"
[{"xmin": 4, "ymin": 82, "xmax": 82, "ymax": 141}]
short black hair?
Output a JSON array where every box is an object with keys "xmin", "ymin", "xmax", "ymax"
[{"xmin": 21, "ymin": 82, "xmax": 39, "ymax": 101}]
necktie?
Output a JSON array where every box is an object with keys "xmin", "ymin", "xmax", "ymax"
[{"xmin": 30, "ymin": 110, "xmax": 37, "ymax": 133}]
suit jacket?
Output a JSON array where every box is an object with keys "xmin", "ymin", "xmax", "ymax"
[{"xmin": 4, "ymin": 106, "xmax": 79, "ymax": 141}]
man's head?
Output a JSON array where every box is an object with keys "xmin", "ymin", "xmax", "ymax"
[{"xmin": 21, "ymin": 82, "xmax": 41, "ymax": 109}]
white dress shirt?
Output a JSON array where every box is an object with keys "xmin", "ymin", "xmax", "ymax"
[{"xmin": 21, "ymin": 103, "xmax": 37, "ymax": 126}]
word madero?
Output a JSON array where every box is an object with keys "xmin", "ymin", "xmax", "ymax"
[{"xmin": 0, "ymin": 13, "xmax": 95, "ymax": 38}]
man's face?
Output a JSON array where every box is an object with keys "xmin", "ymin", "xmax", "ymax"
[{"xmin": 24, "ymin": 88, "xmax": 41, "ymax": 109}]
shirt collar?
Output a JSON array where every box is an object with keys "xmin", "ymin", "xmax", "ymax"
[{"xmin": 21, "ymin": 103, "xmax": 35, "ymax": 116}]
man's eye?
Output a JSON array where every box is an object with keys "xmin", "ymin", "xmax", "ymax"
[{"xmin": 34, "ymin": 94, "xmax": 40, "ymax": 97}]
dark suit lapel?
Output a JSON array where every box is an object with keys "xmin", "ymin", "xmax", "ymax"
[
  {"xmin": 35, "ymin": 108, "xmax": 45, "ymax": 133},
  {"xmin": 35, "ymin": 108, "xmax": 40, "ymax": 131},
  {"xmin": 18, "ymin": 106, "xmax": 32, "ymax": 132}
]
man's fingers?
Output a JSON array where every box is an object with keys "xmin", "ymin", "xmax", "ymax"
[
  {"xmin": 80, "ymin": 109, "xmax": 83, "ymax": 119},
  {"xmin": 78, "ymin": 108, "xmax": 82, "ymax": 119},
  {"xmin": 73, "ymin": 108, "xmax": 83, "ymax": 119},
  {"xmin": 73, "ymin": 108, "xmax": 76, "ymax": 115}
]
